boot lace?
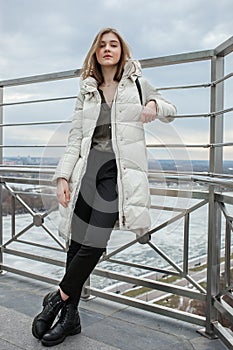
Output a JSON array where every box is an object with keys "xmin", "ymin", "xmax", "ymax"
[{"xmin": 58, "ymin": 306, "xmax": 72, "ymax": 326}]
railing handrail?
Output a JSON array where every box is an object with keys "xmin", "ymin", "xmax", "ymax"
[
  {"xmin": 0, "ymin": 171, "xmax": 232, "ymax": 189},
  {"xmin": 0, "ymin": 35, "xmax": 231, "ymax": 89},
  {"xmin": 0, "ymin": 49, "xmax": 216, "ymax": 88}
]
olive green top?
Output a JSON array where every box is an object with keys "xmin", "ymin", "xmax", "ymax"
[{"xmin": 91, "ymin": 89, "xmax": 114, "ymax": 153}]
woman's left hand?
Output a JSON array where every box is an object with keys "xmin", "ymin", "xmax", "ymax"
[{"xmin": 141, "ymin": 100, "xmax": 157, "ymax": 123}]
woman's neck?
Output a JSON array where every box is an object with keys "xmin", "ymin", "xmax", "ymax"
[{"xmin": 101, "ymin": 66, "xmax": 118, "ymax": 87}]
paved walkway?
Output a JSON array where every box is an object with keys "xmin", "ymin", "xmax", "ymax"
[{"xmin": 0, "ymin": 272, "xmax": 228, "ymax": 350}]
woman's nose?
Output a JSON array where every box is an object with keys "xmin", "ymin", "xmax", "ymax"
[{"xmin": 104, "ymin": 44, "xmax": 111, "ymax": 51}]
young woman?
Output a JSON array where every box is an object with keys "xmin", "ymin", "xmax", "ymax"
[{"xmin": 32, "ymin": 28, "xmax": 176, "ymax": 347}]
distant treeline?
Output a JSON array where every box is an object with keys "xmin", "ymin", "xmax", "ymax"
[
  {"xmin": 1, "ymin": 187, "xmax": 58, "ymax": 216},
  {"xmin": 3, "ymin": 157, "xmax": 233, "ymax": 174},
  {"xmin": 148, "ymin": 159, "xmax": 233, "ymax": 174}
]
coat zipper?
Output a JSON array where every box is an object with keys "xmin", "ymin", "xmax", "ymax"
[{"xmin": 111, "ymin": 89, "xmax": 126, "ymax": 228}]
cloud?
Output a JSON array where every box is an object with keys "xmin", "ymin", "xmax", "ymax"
[
  {"xmin": 0, "ymin": 0, "xmax": 232, "ymax": 160},
  {"xmin": 1, "ymin": 0, "xmax": 233, "ymax": 77},
  {"xmin": 201, "ymin": 28, "xmax": 232, "ymax": 48}
]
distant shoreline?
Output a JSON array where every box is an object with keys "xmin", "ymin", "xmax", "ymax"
[{"xmin": 2, "ymin": 157, "xmax": 233, "ymax": 171}]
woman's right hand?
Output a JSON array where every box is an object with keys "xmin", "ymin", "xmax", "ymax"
[{"xmin": 57, "ymin": 178, "xmax": 70, "ymax": 208}]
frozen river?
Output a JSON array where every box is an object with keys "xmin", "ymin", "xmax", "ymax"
[{"xmin": 2, "ymin": 189, "xmax": 232, "ymax": 289}]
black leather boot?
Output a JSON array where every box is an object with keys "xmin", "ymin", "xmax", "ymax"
[
  {"xmin": 41, "ymin": 303, "xmax": 81, "ymax": 347},
  {"xmin": 32, "ymin": 290, "xmax": 66, "ymax": 339}
]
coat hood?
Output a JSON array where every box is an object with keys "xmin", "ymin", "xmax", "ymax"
[
  {"xmin": 80, "ymin": 59, "xmax": 142, "ymax": 94},
  {"xmin": 80, "ymin": 76, "xmax": 97, "ymax": 94},
  {"xmin": 122, "ymin": 59, "xmax": 142, "ymax": 80}
]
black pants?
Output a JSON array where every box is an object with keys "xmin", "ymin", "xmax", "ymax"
[
  {"xmin": 59, "ymin": 240, "xmax": 105, "ymax": 307},
  {"xmin": 59, "ymin": 147, "xmax": 118, "ymax": 306},
  {"xmin": 71, "ymin": 147, "xmax": 118, "ymax": 248}
]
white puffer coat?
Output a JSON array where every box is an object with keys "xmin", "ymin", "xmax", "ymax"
[{"xmin": 53, "ymin": 59, "xmax": 176, "ymax": 242}]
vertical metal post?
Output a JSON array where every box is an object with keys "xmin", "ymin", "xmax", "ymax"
[
  {"xmin": 0, "ymin": 86, "xmax": 3, "ymax": 273},
  {"xmin": 183, "ymin": 213, "xmax": 190, "ymax": 275},
  {"xmin": 209, "ymin": 56, "xmax": 224, "ymax": 175},
  {"xmin": 81, "ymin": 277, "xmax": 91, "ymax": 299},
  {"xmin": 11, "ymin": 196, "xmax": 16, "ymax": 237},
  {"xmin": 224, "ymin": 220, "xmax": 231, "ymax": 287},
  {"xmin": 205, "ymin": 55, "xmax": 224, "ymax": 336}
]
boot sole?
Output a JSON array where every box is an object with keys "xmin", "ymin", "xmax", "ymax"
[{"xmin": 41, "ymin": 325, "xmax": 81, "ymax": 347}]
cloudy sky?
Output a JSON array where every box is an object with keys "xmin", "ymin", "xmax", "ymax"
[{"xmin": 0, "ymin": 0, "xmax": 233, "ymax": 161}]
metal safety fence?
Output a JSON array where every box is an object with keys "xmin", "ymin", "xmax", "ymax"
[{"xmin": 0, "ymin": 36, "xmax": 233, "ymax": 348}]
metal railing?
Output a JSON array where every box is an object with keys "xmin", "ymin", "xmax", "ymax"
[{"xmin": 0, "ymin": 37, "xmax": 233, "ymax": 348}]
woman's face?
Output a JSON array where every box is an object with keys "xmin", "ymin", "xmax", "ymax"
[{"xmin": 96, "ymin": 32, "xmax": 122, "ymax": 68}]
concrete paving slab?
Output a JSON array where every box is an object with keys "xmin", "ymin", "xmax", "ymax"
[
  {"xmin": 0, "ymin": 273, "xmax": 229, "ymax": 350},
  {"xmin": 0, "ymin": 305, "xmax": 120, "ymax": 350},
  {"xmin": 83, "ymin": 315, "xmax": 194, "ymax": 350},
  {"xmin": 190, "ymin": 336, "xmax": 228, "ymax": 350},
  {"xmin": 0, "ymin": 273, "xmax": 53, "ymax": 318},
  {"xmin": 80, "ymin": 295, "xmax": 128, "ymax": 317},
  {"xmin": 0, "ymin": 339, "xmax": 22, "ymax": 350},
  {"xmin": 111, "ymin": 304, "xmax": 200, "ymax": 339},
  {"xmin": 79, "ymin": 307, "xmax": 106, "ymax": 328}
]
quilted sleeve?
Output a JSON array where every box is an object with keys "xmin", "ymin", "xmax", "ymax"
[
  {"xmin": 140, "ymin": 77, "xmax": 177, "ymax": 123},
  {"xmin": 52, "ymin": 92, "xmax": 84, "ymax": 183}
]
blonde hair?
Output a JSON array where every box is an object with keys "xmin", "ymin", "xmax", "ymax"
[{"xmin": 81, "ymin": 28, "xmax": 131, "ymax": 84}]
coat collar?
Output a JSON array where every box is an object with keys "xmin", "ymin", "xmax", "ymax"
[
  {"xmin": 80, "ymin": 59, "xmax": 142, "ymax": 93},
  {"xmin": 122, "ymin": 59, "xmax": 142, "ymax": 81},
  {"xmin": 80, "ymin": 76, "xmax": 98, "ymax": 94}
]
